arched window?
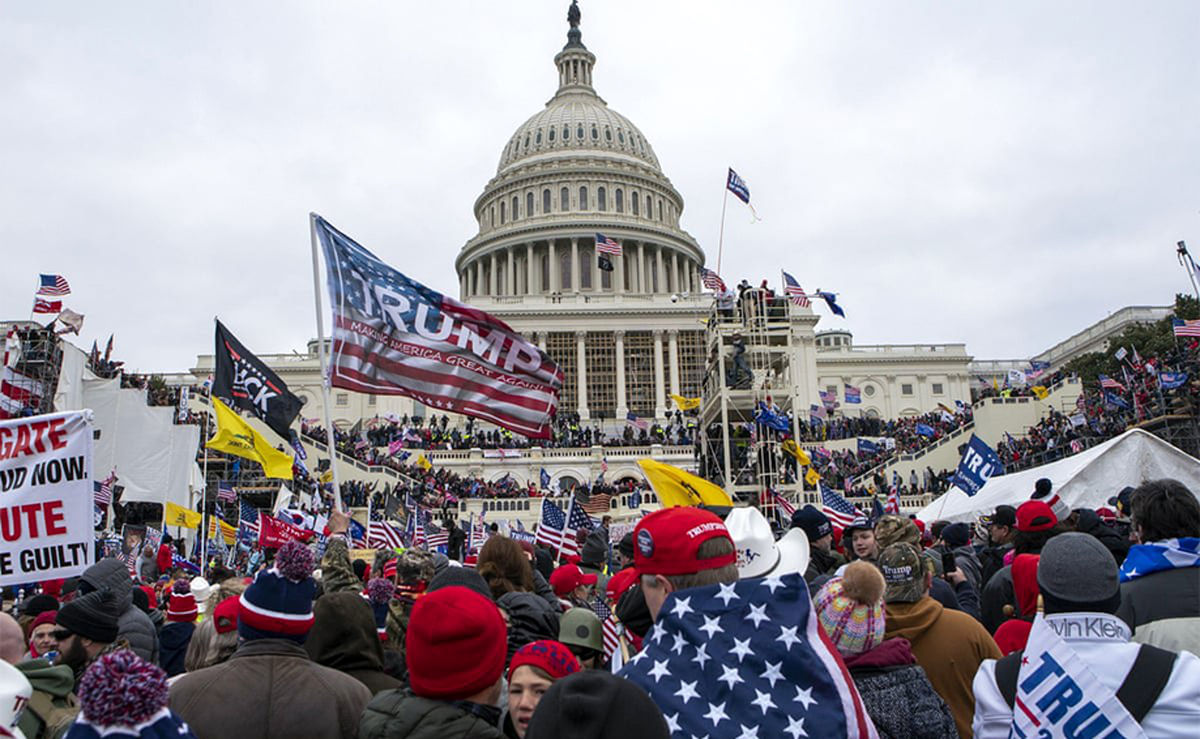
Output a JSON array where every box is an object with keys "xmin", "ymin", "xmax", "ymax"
[
  {"xmin": 579, "ymin": 249, "xmax": 592, "ymax": 289},
  {"xmin": 598, "ymin": 187, "xmax": 607, "ymax": 211},
  {"xmin": 646, "ymin": 195, "xmax": 652, "ymax": 218},
  {"xmin": 526, "ymin": 192, "xmax": 534, "ymax": 218},
  {"xmin": 542, "ymin": 189, "xmax": 551, "ymax": 213},
  {"xmin": 549, "ymin": 127, "xmax": 556, "ymax": 142},
  {"xmin": 563, "ymin": 125, "xmax": 570, "ymax": 141},
  {"xmin": 657, "ymin": 199, "xmax": 663, "ymax": 221},
  {"xmin": 591, "ymin": 125, "xmax": 598, "ymax": 141},
  {"xmin": 560, "ymin": 187, "xmax": 569, "ymax": 211},
  {"xmin": 579, "ymin": 186, "xmax": 588, "ymax": 210},
  {"xmin": 490, "ymin": 206, "xmax": 495, "ymax": 227},
  {"xmin": 632, "ymin": 191, "xmax": 640, "ymax": 216},
  {"xmin": 500, "ymin": 200, "xmax": 506, "ymax": 224},
  {"xmin": 535, "ymin": 130, "xmax": 542, "ymax": 145},
  {"xmin": 512, "ymin": 196, "xmax": 519, "ymax": 220},
  {"xmin": 615, "ymin": 189, "xmax": 624, "ymax": 213},
  {"xmin": 560, "ymin": 249, "xmax": 572, "ymax": 290},
  {"xmin": 577, "ymin": 124, "xmax": 584, "ymax": 140}
]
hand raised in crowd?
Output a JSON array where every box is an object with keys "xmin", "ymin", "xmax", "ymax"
[{"xmin": 327, "ymin": 509, "xmax": 351, "ymax": 536}]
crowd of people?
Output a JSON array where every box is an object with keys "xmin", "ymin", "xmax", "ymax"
[{"xmin": 2, "ymin": 476, "xmax": 1197, "ymax": 738}]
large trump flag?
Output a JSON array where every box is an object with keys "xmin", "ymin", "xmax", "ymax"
[{"xmin": 313, "ymin": 215, "xmax": 563, "ymax": 439}]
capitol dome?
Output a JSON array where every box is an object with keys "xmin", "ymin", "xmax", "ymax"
[{"xmin": 457, "ymin": 3, "xmax": 704, "ymax": 303}]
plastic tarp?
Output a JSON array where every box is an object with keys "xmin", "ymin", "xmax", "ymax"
[
  {"xmin": 53, "ymin": 341, "xmax": 94, "ymax": 412},
  {"xmin": 916, "ymin": 429, "xmax": 1200, "ymax": 524}
]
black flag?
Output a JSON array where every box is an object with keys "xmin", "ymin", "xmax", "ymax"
[
  {"xmin": 212, "ymin": 319, "xmax": 304, "ymax": 440},
  {"xmin": 598, "ymin": 254, "xmax": 613, "ymax": 272}
]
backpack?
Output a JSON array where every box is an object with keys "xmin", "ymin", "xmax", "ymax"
[
  {"xmin": 994, "ymin": 644, "xmax": 1177, "ymax": 723},
  {"xmin": 25, "ymin": 689, "xmax": 80, "ymax": 739}
]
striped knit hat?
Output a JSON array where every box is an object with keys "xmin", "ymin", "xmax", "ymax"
[
  {"xmin": 814, "ymin": 561, "xmax": 887, "ymax": 656},
  {"xmin": 238, "ymin": 541, "xmax": 316, "ymax": 643},
  {"xmin": 165, "ymin": 580, "xmax": 198, "ymax": 623},
  {"xmin": 365, "ymin": 577, "xmax": 395, "ymax": 640}
]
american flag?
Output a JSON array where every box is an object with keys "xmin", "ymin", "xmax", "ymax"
[
  {"xmin": 625, "ymin": 411, "xmax": 648, "ymax": 431},
  {"xmin": 771, "ymin": 490, "xmax": 797, "ymax": 518},
  {"xmin": 535, "ymin": 498, "xmax": 567, "ymax": 552},
  {"xmin": 424, "ymin": 519, "xmax": 449, "ymax": 550},
  {"xmin": 701, "ymin": 268, "xmax": 727, "ymax": 292},
  {"xmin": 580, "ymin": 492, "xmax": 612, "ymax": 516},
  {"xmin": 314, "ymin": 216, "xmax": 563, "ymax": 440},
  {"xmin": 885, "ymin": 486, "xmax": 901, "ymax": 515},
  {"xmin": 620, "ymin": 574, "xmax": 877, "ymax": 738},
  {"xmin": 820, "ymin": 484, "xmax": 861, "ymax": 528},
  {"xmin": 369, "ymin": 516, "xmax": 406, "ymax": 550},
  {"xmin": 591, "ymin": 596, "xmax": 621, "ymax": 658},
  {"xmin": 782, "ymin": 271, "xmax": 810, "ymax": 307},
  {"xmin": 238, "ymin": 500, "xmax": 260, "ymax": 540},
  {"xmin": 559, "ymin": 498, "xmax": 598, "ymax": 559},
  {"xmin": 217, "ymin": 481, "xmax": 237, "ymax": 504},
  {"xmin": 1173, "ymin": 318, "xmax": 1200, "ymax": 338},
  {"xmin": 1098, "ymin": 374, "xmax": 1126, "ymax": 392},
  {"xmin": 93, "ymin": 472, "xmax": 116, "ymax": 507},
  {"xmin": 594, "ymin": 232, "xmax": 623, "ymax": 256},
  {"xmin": 36, "ymin": 274, "xmax": 71, "ymax": 297}
]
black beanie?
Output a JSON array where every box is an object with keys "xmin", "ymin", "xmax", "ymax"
[
  {"xmin": 618, "ymin": 532, "xmax": 635, "ymax": 560},
  {"xmin": 426, "ymin": 566, "xmax": 491, "ymax": 600},
  {"xmin": 22, "ymin": 594, "xmax": 60, "ymax": 618},
  {"xmin": 56, "ymin": 590, "xmax": 120, "ymax": 644},
  {"xmin": 525, "ymin": 670, "xmax": 669, "ymax": 739}
]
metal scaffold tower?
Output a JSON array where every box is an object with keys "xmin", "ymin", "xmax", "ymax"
[{"xmin": 1, "ymin": 322, "xmax": 64, "ymax": 419}]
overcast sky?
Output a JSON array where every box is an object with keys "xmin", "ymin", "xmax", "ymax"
[{"xmin": 3, "ymin": 1, "xmax": 1197, "ymax": 374}]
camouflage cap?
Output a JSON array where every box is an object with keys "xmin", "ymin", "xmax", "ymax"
[
  {"xmin": 393, "ymin": 548, "xmax": 436, "ymax": 585},
  {"xmin": 878, "ymin": 543, "xmax": 926, "ymax": 603},
  {"xmin": 873, "ymin": 515, "xmax": 919, "ymax": 549},
  {"xmin": 558, "ymin": 607, "xmax": 604, "ymax": 652}
]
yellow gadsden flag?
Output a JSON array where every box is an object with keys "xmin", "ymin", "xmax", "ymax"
[
  {"xmin": 207, "ymin": 516, "xmax": 239, "ymax": 546},
  {"xmin": 1031, "ymin": 385, "xmax": 1049, "ymax": 400},
  {"xmin": 637, "ymin": 459, "xmax": 734, "ymax": 508},
  {"xmin": 415, "ymin": 454, "xmax": 433, "ymax": 472},
  {"xmin": 781, "ymin": 439, "xmax": 812, "ymax": 467},
  {"xmin": 206, "ymin": 397, "xmax": 294, "ymax": 479},
  {"xmin": 164, "ymin": 501, "xmax": 203, "ymax": 529},
  {"xmin": 670, "ymin": 394, "xmax": 702, "ymax": 412},
  {"xmin": 805, "ymin": 467, "xmax": 822, "ymax": 487}
]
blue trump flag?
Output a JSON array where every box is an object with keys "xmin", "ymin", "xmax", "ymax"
[
  {"xmin": 1103, "ymin": 391, "xmax": 1131, "ymax": 410},
  {"xmin": 755, "ymin": 402, "xmax": 791, "ymax": 432},
  {"xmin": 915, "ymin": 423, "xmax": 936, "ymax": 437},
  {"xmin": 950, "ymin": 434, "xmax": 1004, "ymax": 496},
  {"xmin": 815, "ymin": 291, "xmax": 846, "ymax": 318},
  {"xmin": 540, "ymin": 467, "xmax": 551, "ymax": 489},
  {"xmin": 1160, "ymin": 372, "xmax": 1188, "ymax": 390},
  {"xmin": 857, "ymin": 438, "xmax": 879, "ymax": 456}
]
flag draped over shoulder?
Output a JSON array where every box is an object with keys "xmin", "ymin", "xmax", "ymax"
[
  {"xmin": 637, "ymin": 459, "xmax": 733, "ymax": 508},
  {"xmin": 212, "ymin": 319, "xmax": 304, "ymax": 440},
  {"xmin": 206, "ymin": 397, "xmax": 295, "ymax": 479},
  {"xmin": 314, "ymin": 216, "xmax": 563, "ymax": 439}
]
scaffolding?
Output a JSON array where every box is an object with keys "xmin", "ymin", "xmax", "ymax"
[{"xmin": 0, "ymin": 321, "xmax": 63, "ymax": 419}]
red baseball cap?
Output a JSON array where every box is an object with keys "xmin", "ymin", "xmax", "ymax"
[
  {"xmin": 1016, "ymin": 500, "xmax": 1058, "ymax": 532},
  {"xmin": 606, "ymin": 568, "xmax": 638, "ymax": 601},
  {"xmin": 548, "ymin": 564, "xmax": 597, "ymax": 597},
  {"xmin": 633, "ymin": 507, "xmax": 736, "ymax": 576}
]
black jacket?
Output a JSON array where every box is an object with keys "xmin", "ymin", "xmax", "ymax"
[
  {"xmin": 360, "ymin": 691, "xmax": 503, "ymax": 739},
  {"xmin": 496, "ymin": 592, "xmax": 560, "ymax": 664},
  {"xmin": 1075, "ymin": 509, "xmax": 1130, "ymax": 565},
  {"xmin": 158, "ymin": 621, "xmax": 194, "ymax": 678}
]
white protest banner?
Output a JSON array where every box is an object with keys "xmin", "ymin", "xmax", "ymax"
[{"xmin": 0, "ymin": 410, "xmax": 93, "ymax": 586}]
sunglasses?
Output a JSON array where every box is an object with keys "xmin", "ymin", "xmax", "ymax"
[{"xmin": 50, "ymin": 629, "xmax": 73, "ymax": 641}]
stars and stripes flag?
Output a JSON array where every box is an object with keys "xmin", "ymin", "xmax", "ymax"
[
  {"xmin": 1172, "ymin": 318, "xmax": 1200, "ymax": 338},
  {"xmin": 771, "ymin": 490, "xmax": 797, "ymax": 518},
  {"xmin": 314, "ymin": 215, "xmax": 564, "ymax": 439},
  {"xmin": 620, "ymin": 574, "xmax": 878, "ymax": 738},
  {"xmin": 217, "ymin": 481, "xmax": 237, "ymax": 504},
  {"xmin": 424, "ymin": 518, "xmax": 450, "ymax": 550},
  {"xmin": 701, "ymin": 268, "xmax": 727, "ymax": 292},
  {"xmin": 238, "ymin": 501, "xmax": 260, "ymax": 540},
  {"xmin": 781, "ymin": 271, "xmax": 810, "ymax": 307},
  {"xmin": 93, "ymin": 472, "xmax": 116, "ymax": 507},
  {"xmin": 36, "ymin": 274, "xmax": 71, "ymax": 297},
  {"xmin": 535, "ymin": 498, "xmax": 567, "ymax": 551},
  {"xmin": 559, "ymin": 497, "xmax": 599, "ymax": 559},
  {"xmin": 580, "ymin": 492, "xmax": 612, "ymax": 516},
  {"xmin": 625, "ymin": 411, "xmax": 648, "ymax": 431},
  {"xmin": 594, "ymin": 232, "xmax": 623, "ymax": 256},
  {"xmin": 885, "ymin": 486, "xmax": 901, "ymax": 515},
  {"xmin": 591, "ymin": 596, "xmax": 621, "ymax": 658},
  {"xmin": 368, "ymin": 517, "xmax": 406, "ymax": 550},
  {"xmin": 1097, "ymin": 374, "xmax": 1126, "ymax": 392},
  {"xmin": 820, "ymin": 484, "xmax": 862, "ymax": 528}
]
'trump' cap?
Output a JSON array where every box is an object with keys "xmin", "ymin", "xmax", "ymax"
[
  {"xmin": 878, "ymin": 543, "xmax": 926, "ymax": 603},
  {"xmin": 633, "ymin": 507, "xmax": 735, "ymax": 577}
]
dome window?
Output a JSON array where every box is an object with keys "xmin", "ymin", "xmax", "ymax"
[
  {"xmin": 526, "ymin": 192, "xmax": 534, "ymax": 218},
  {"xmin": 563, "ymin": 125, "xmax": 570, "ymax": 141},
  {"xmin": 591, "ymin": 125, "xmax": 598, "ymax": 141},
  {"xmin": 615, "ymin": 189, "xmax": 624, "ymax": 213},
  {"xmin": 549, "ymin": 127, "xmax": 556, "ymax": 142},
  {"xmin": 512, "ymin": 195, "xmax": 519, "ymax": 220},
  {"xmin": 523, "ymin": 134, "xmax": 530, "ymax": 149},
  {"xmin": 598, "ymin": 187, "xmax": 607, "ymax": 211},
  {"xmin": 632, "ymin": 191, "xmax": 640, "ymax": 216},
  {"xmin": 576, "ymin": 124, "xmax": 584, "ymax": 140},
  {"xmin": 579, "ymin": 186, "xmax": 588, "ymax": 209},
  {"xmin": 535, "ymin": 130, "xmax": 542, "ymax": 145},
  {"xmin": 618, "ymin": 130, "xmax": 625, "ymax": 144},
  {"xmin": 560, "ymin": 187, "xmax": 569, "ymax": 211},
  {"xmin": 605, "ymin": 127, "xmax": 612, "ymax": 142},
  {"xmin": 542, "ymin": 189, "xmax": 551, "ymax": 213}
]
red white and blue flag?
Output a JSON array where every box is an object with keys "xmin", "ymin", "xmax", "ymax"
[
  {"xmin": 701, "ymin": 268, "xmax": 727, "ymax": 292},
  {"xmin": 36, "ymin": 274, "xmax": 71, "ymax": 297},
  {"xmin": 595, "ymin": 232, "xmax": 623, "ymax": 256},
  {"xmin": 217, "ymin": 481, "xmax": 237, "ymax": 504},
  {"xmin": 314, "ymin": 216, "xmax": 563, "ymax": 439},
  {"xmin": 1172, "ymin": 318, "xmax": 1200, "ymax": 338},
  {"xmin": 368, "ymin": 516, "xmax": 406, "ymax": 550},
  {"xmin": 1097, "ymin": 374, "xmax": 1126, "ymax": 392},
  {"xmin": 820, "ymin": 484, "xmax": 862, "ymax": 528},
  {"xmin": 782, "ymin": 271, "xmax": 810, "ymax": 307}
]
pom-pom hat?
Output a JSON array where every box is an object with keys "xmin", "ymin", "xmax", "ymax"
[
  {"xmin": 165, "ymin": 580, "xmax": 198, "ymax": 623},
  {"xmin": 815, "ymin": 561, "xmax": 887, "ymax": 656},
  {"xmin": 406, "ymin": 586, "xmax": 507, "ymax": 700},
  {"xmin": 71, "ymin": 649, "xmax": 193, "ymax": 737},
  {"xmin": 238, "ymin": 541, "xmax": 316, "ymax": 643},
  {"xmin": 633, "ymin": 507, "xmax": 735, "ymax": 577}
]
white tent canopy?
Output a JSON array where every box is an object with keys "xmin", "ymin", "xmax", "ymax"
[{"xmin": 916, "ymin": 429, "xmax": 1200, "ymax": 524}]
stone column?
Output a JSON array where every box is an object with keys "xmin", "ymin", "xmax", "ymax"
[
  {"xmin": 668, "ymin": 330, "xmax": 680, "ymax": 396},
  {"xmin": 615, "ymin": 252, "xmax": 625, "ymax": 294},
  {"xmin": 591, "ymin": 241, "xmax": 601, "ymax": 292},
  {"xmin": 670, "ymin": 251, "xmax": 679, "ymax": 293},
  {"xmin": 475, "ymin": 261, "xmax": 484, "ymax": 297},
  {"xmin": 460, "ymin": 272, "xmax": 467, "ymax": 300},
  {"xmin": 575, "ymin": 331, "xmax": 589, "ymax": 420},
  {"xmin": 549, "ymin": 240, "xmax": 559, "ymax": 293},
  {"xmin": 614, "ymin": 330, "xmax": 627, "ymax": 417},
  {"xmin": 652, "ymin": 329, "xmax": 666, "ymax": 418},
  {"xmin": 655, "ymin": 246, "xmax": 665, "ymax": 295},
  {"xmin": 536, "ymin": 331, "xmax": 547, "ymax": 353},
  {"xmin": 507, "ymin": 248, "xmax": 516, "ymax": 296},
  {"xmin": 571, "ymin": 237, "xmax": 580, "ymax": 294},
  {"xmin": 637, "ymin": 242, "xmax": 646, "ymax": 293},
  {"xmin": 526, "ymin": 243, "xmax": 535, "ymax": 294},
  {"xmin": 490, "ymin": 252, "xmax": 498, "ymax": 295}
]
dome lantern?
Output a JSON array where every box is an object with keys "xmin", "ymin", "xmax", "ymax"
[{"xmin": 554, "ymin": 1, "xmax": 596, "ymax": 97}]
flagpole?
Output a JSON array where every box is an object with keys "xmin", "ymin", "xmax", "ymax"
[
  {"xmin": 308, "ymin": 213, "xmax": 345, "ymax": 513},
  {"xmin": 1177, "ymin": 241, "xmax": 1200, "ymax": 302},
  {"xmin": 716, "ymin": 187, "xmax": 729, "ymax": 274}
]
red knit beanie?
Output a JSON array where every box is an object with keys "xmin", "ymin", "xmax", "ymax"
[
  {"xmin": 507, "ymin": 640, "xmax": 581, "ymax": 682},
  {"xmin": 405, "ymin": 586, "xmax": 506, "ymax": 700},
  {"xmin": 166, "ymin": 581, "xmax": 198, "ymax": 623}
]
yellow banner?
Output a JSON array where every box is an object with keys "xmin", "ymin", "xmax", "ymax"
[
  {"xmin": 669, "ymin": 394, "xmax": 702, "ymax": 411},
  {"xmin": 416, "ymin": 454, "xmax": 432, "ymax": 471},
  {"xmin": 805, "ymin": 467, "xmax": 821, "ymax": 486},
  {"xmin": 1031, "ymin": 385, "xmax": 1049, "ymax": 400},
  {"xmin": 636, "ymin": 459, "xmax": 733, "ymax": 508},
  {"xmin": 164, "ymin": 501, "xmax": 203, "ymax": 529},
  {"xmin": 207, "ymin": 516, "xmax": 238, "ymax": 545},
  {"xmin": 205, "ymin": 397, "xmax": 294, "ymax": 479},
  {"xmin": 781, "ymin": 439, "xmax": 812, "ymax": 467}
]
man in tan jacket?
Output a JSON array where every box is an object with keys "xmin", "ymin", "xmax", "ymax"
[{"xmin": 880, "ymin": 543, "xmax": 1001, "ymax": 739}]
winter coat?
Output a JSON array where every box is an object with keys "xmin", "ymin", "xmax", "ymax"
[
  {"xmin": 135, "ymin": 554, "xmax": 157, "ymax": 584},
  {"xmin": 952, "ymin": 545, "xmax": 983, "ymax": 591},
  {"xmin": 15, "ymin": 658, "xmax": 77, "ymax": 739},
  {"xmin": 79, "ymin": 559, "xmax": 159, "ymax": 663},
  {"xmin": 158, "ymin": 621, "xmax": 194, "ymax": 678},
  {"xmin": 1074, "ymin": 509, "xmax": 1130, "ymax": 565},
  {"xmin": 359, "ymin": 691, "xmax": 503, "ymax": 739},
  {"xmin": 972, "ymin": 612, "xmax": 1200, "ymax": 738},
  {"xmin": 885, "ymin": 595, "xmax": 1002, "ymax": 739},
  {"xmin": 170, "ymin": 638, "xmax": 371, "ymax": 739},
  {"xmin": 804, "ymin": 546, "xmax": 847, "ymax": 583},
  {"xmin": 156, "ymin": 543, "xmax": 174, "ymax": 576},
  {"xmin": 305, "ymin": 591, "xmax": 402, "ymax": 696},
  {"xmin": 1117, "ymin": 565, "xmax": 1200, "ymax": 656},
  {"xmin": 496, "ymin": 591, "xmax": 560, "ymax": 664},
  {"xmin": 978, "ymin": 543, "xmax": 1012, "ymax": 589},
  {"xmin": 530, "ymin": 570, "xmax": 559, "ymax": 610},
  {"xmin": 980, "ymin": 564, "xmax": 1014, "ymax": 634},
  {"xmin": 844, "ymin": 638, "xmax": 958, "ymax": 739}
]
